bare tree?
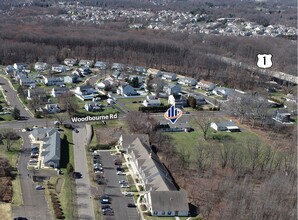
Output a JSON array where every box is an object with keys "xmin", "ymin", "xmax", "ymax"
[
  {"xmin": 55, "ymin": 113, "xmax": 69, "ymax": 126},
  {"xmin": 58, "ymin": 92, "xmax": 78, "ymax": 114},
  {"xmin": 0, "ymin": 129, "xmax": 19, "ymax": 151},
  {"xmin": 195, "ymin": 113, "xmax": 212, "ymax": 140}
]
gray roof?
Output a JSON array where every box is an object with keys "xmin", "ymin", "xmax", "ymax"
[
  {"xmin": 128, "ymin": 138, "xmax": 176, "ymax": 191},
  {"xmin": 31, "ymin": 128, "xmax": 61, "ymax": 164},
  {"xmin": 43, "ymin": 130, "xmax": 61, "ymax": 163},
  {"xmin": 215, "ymin": 121, "xmax": 236, "ymax": 127},
  {"xmin": 149, "ymin": 191, "xmax": 189, "ymax": 212},
  {"xmin": 120, "ymin": 134, "xmax": 150, "ymax": 150}
]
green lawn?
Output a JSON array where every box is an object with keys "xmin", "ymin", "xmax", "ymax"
[
  {"xmin": 117, "ymin": 97, "xmax": 144, "ymax": 111},
  {"xmin": 75, "ymin": 98, "xmax": 119, "ymax": 116},
  {"xmin": 167, "ymin": 118, "xmax": 263, "ymax": 166}
]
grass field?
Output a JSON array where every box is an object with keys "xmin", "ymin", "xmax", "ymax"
[
  {"xmin": 75, "ymin": 98, "xmax": 119, "ymax": 116},
  {"xmin": 167, "ymin": 118, "xmax": 263, "ymax": 165}
]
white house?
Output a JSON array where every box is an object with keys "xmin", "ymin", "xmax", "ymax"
[
  {"xmin": 196, "ymin": 80, "xmax": 216, "ymax": 91},
  {"xmin": 161, "ymin": 72, "xmax": 177, "ymax": 81},
  {"xmin": 13, "ymin": 63, "xmax": 27, "ymax": 70},
  {"xmin": 111, "ymin": 63, "xmax": 124, "ymax": 70},
  {"xmin": 79, "ymin": 59, "xmax": 94, "ymax": 67},
  {"xmin": 52, "ymin": 64, "xmax": 67, "ymax": 73},
  {"xmin": 64, "ymin": 75, "xmax": 78, "ymax": 84},
  {"xmin": 43, "ymin": 76, "xmax": 64, "ymax": 86},
  {"xmin": 147, "ymin": 68, "xmax": 162, "ymax": 77},
  {"xmin": 163, "ymin": 84, "xmax": 181, "ymax": 95},
  {"xmin": 94, "ymin": 61, "xmax": 108, "ymax": 69},
  {"xmin": 84, "ymin": 102, "xmax": 102, "ymax": 112},
  {"xmin": 75, "ymin": 85, "xmax": 95, "ymax": 96},
  {"xmin": 34, "ymin": 62, "xmax": 49, "ymax": 71},
  {"xmin": 178, "ymin": 77, "xmax": 197, "ymax": 86},
  {"xmin": 135, "ymin": 66, "xmax": 147, "ymax": 74},
  {"xmin": 97, "ymin": 80, "xmax": 112, "ymax": 90},
  {"xmin": 144, "ymin": 191, "xmax": 189, "ymax": 217},
  {"xmin": 210, "ymin": 121, "xmax": 241, "ymax": 132},
  {"xmin": 117, "ymin": 84, "xmax": 137, "ymax": 96},
  {"xmin": 143, "ymin": 95, "xmax": 161, "ymax": 107},
  {"xmin": 64, "ymin": 58, "xmax": 78, "ymax": 66}
]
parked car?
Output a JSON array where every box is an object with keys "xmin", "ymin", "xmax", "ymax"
[
  {"xmin": 116, "ymin": 167, "xmax": 124, "ymax": 172},
  {"xmin": 100, "ymin": 198, "xmax": 110, "ymax": 204},
  {"xmin": 120, "ymin": 184, "xmax": 130, "ymax": 188},
  {"xmin": 127, "ymin": 203, "xmax": 136, "ymax": 208},
  {"xmin": 116, "ymin": 171, "xmax": 126, "ymax": 175},
  {"xmin": 119, "ymin": 180, "xmax": 127, "ymax": 184},
  {"xmin": 35, "ymin": 185, "xmax": 45, "ymax": 190},
  {"xmin": 122, "ymin": 191, "xmax": 134, "ymax": 196},
  {"xmin": 99, "ymin": 194, "xmax": 109, "ymax": 200}
]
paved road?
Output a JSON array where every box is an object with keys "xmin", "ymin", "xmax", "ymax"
[
  {"xmin": 12, "ymin": 132, "xmax": 52, "ymax": 220},
  {"xmin": 0, "ymin": 75, "xmax": 32, "ymax": 119},
  {"xmin": 73, "ymin": 126, "xmax": 95, "ymax": 220},
  {"xmin": 100, "ymin": 151, "xmax": 139, "ymax": 220}
]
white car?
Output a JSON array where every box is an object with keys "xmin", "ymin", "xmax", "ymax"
[
  {"xmin": 120, "ymin": 184, "xmax": 130, "ymax": 188},
  {"xmin": 122, "ymin": 191, "xmax": 134, "ymax": 196},
  {"xmin": 116, "ymin": 171, "xmax": 126, "ymax": 175}
]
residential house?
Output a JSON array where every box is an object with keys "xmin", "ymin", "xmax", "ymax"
[
  {"xmin": 75, "ymin": 85, "xmax": 95, "ymax": 96},
  {"xmin": 147, "ymin": 68, "xmax": 162, "ymax": 77},
  {"xmin": 107, "ymin": 98, "xmax": 116, "ymax": 105},
  {"xmin": 143, "ymin": 95, "xmax": 161, "ymax": 107},
  {"xmin": 196, "ymin": 80, "xmax": 216, "ymax": 91},
  {"xmin": 111, "ymin": 63, "xmax": 124, "ymax": 70},
  {"xmin": 64, "ymin": 75, "xmax": 78, "ymax": 84},
  {"xmin": 5, "ymin": 65, "xmax": 15, "ymax": 74},
  {"xmin": 94, "ymin": 61, "xmax": 108, "ymax": 69},
  {"xmin": 163, "ymin": 84, "xmax": 181, "ymax": 96},
  {"xmin": 19, "ymin": 76, "xmax": 36, "ymax": 86},
  {"xmin": 273, "ymin": 109, "xmax": 291, "ymax": 123},
  {"xmin": 78, "ymin": 67, "xmax": 92, "ymax": 75},
  {"xmin": 29, "ymin": 128, "xmax": 61, "ymax": 169},
  {"xmin": 117, "ymin": 84, "xmax": 138, "ymax": 96},
  {"xmin": 212, "ymin": 87, "xmax": 244, "ymax": 100},
  {"xmin": 43, "ymin": 76, "xmax": 64, "ymax": 86},
  {"xmin": 52, "ymin": 64, "xmax": 67, "ymax": 73},
  {"xmin": 64, "ymin": 58, "xmax": 78, "ymax": 66},
  {"xmin": 51, "ymin": 87, "xmax": 70, "ymax": 97},
  {"xmin": 27, "ymin": 88, "xmax": 47, "ymax": 101},
  {"xmin": 178, "ymin": 77, "xmax": 197, "ymax": 86},
  {"xmin": 97, "ymin": 80, "xmax": 112, "ymax": 90},
  {"xmin": 118, "ymin": 73, "xmax": 129, "ymax": 81},
  {"xmin": 79, "ymin": 59, "xmax": 94, "ymax": 67},
  {"xmin": 135, "ymin": 66, "xmax": 147, "ymax": 74},
  {"xmin": 168, "ymin": 94, "xmax": 188, "ymax": 108},
  {"xmin": 13, "ymin": 63, "xmax": 27, "ymax": 71},
  {"xmin": 158, "ymin": 121, "xmax": 192, "ymax": 132},
  {"xmin": 161, "ymin": 72, "xmax": 177, "ymax": 81},
  {"xmin": 144, "ymin": 191, "xmax": 189, "ymax": 217},
  {"xmin": 210, "ymin": 120, "xmax": 241, "ymax": 132},
  {"xmin": 34, "ymin": 62, "xmax": 49, "ymax": 71},
  {"xmin": 44, "ymin": 104, "xmax": 61, "ymax": 114},
  {"xmin": 189, "ymin": 94, "xmax": 207, "ymax": 106},
  {"xmin": 84, "ymin": 102, "xmax": 102, "ymax": 112}
]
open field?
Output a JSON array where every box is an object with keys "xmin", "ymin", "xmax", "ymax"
[{"xmin": 75, "ymin": 98, "xmax": 119, "ymax": 116}]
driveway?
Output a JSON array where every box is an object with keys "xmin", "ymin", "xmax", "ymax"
[
  {"xmin": 12, "ymin": 132, "xmax": 52, "ymax": 220},
  {"xmin": 100, "ymin": 151, "xmax": 140, "ymax": 220},
  {"xmin": 73, "ymin": 126, "xmax": 95, "ymax": 220}
]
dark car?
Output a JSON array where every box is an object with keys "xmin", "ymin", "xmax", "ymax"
[
  {"xmin": 100, "ymin": 199, "xmax": 110, "ymax": 204},
  {"xmin": 127, "ymin": 203, "xmax": 136, "ymax": 208},
  {"xmin": 14, "ymin": 218, "xmax": 28, "ymax": 220},
  {"xmin": 116, "ymin": 167, "xmax": 124, "ymax": 172},
  {"xmin": 99, "ymin": 194, "xmax": 109, "ymax": 200},
  {"xmin": 73, "ymin": 172, "xmax": 82, "ymax": 179}
]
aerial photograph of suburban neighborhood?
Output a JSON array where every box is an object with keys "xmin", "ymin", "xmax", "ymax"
[{"xmin": 0, "ymin": 0, "xmax": 296, "ymax": 220}]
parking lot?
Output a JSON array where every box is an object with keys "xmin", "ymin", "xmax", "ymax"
[{"xmin": 98, "ymin": 151, "xmax": 140, "ymax": 220}]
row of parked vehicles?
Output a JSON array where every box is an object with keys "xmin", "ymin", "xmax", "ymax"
[{"xmin": 28, "ymin": 146, "xmax": 39, "ymax": 166}]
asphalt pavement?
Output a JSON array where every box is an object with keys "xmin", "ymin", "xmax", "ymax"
[
  {"xmin": 12, "ymin": 132, "xmax": 52, "ymax": 220},
  {"xmin": 0, "ymin": 75, "xmax": 32, "ymax": 119},
  {"xmin": 73, "ymin": 126, "xmax": 95, "ymax": 220},
  {"xmin": 100, "ymin": 151, "xmax": 140, "ymax": 220}
]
